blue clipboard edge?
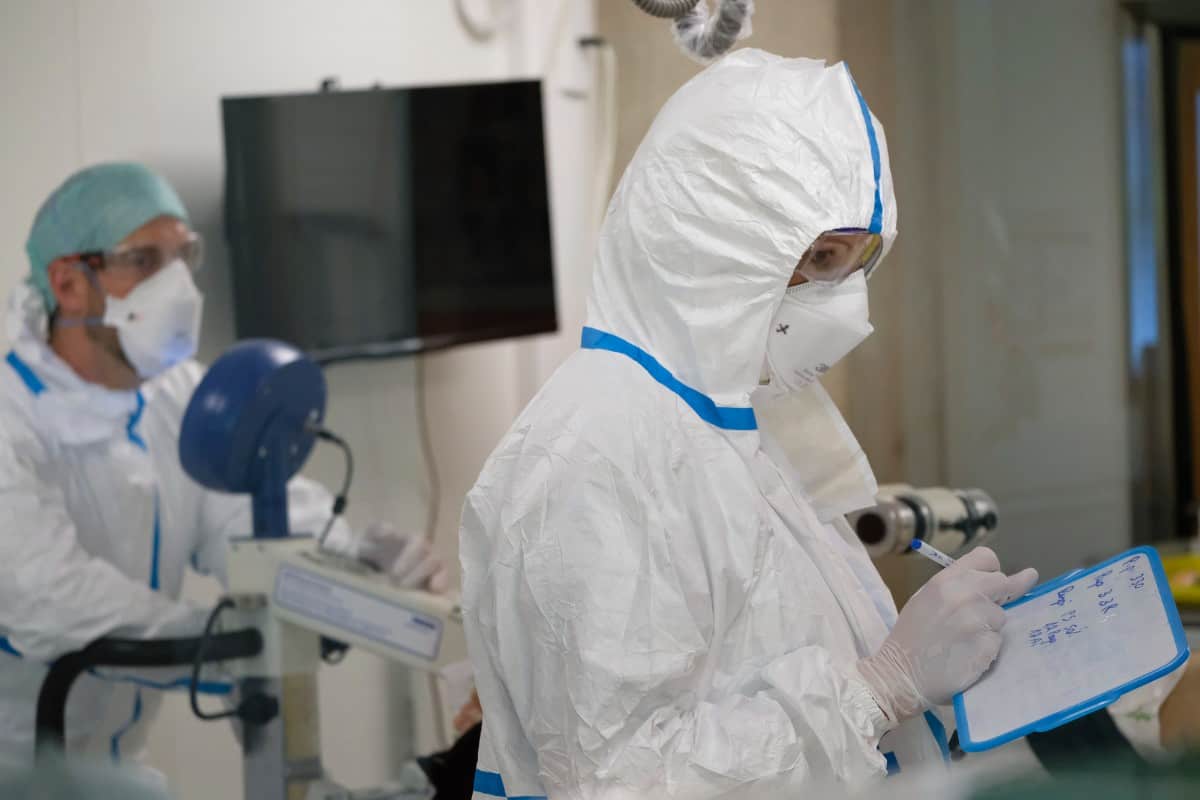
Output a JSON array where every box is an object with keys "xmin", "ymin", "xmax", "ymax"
[{"xmin": 953, "ymin": 545, "xmax": 1191, "ymax": 753}]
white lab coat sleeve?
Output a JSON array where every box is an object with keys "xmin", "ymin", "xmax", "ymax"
[
  {"xmin": 0, "ymin": 422, "xmax": 204, "ymax": 661},
  {"xmin": 192, "ymin": 475, "xmax": 355, "ymax": 586},
  {"xmin": 468, "ymin": 456, "xmax": 890, "ymax": 797}
]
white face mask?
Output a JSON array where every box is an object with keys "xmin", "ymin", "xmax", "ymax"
[
  {"xmin": 102, "ymin": 259, "xmax": 204, "ymax": 379},
  {"xmin": 763, "ymin": 271, "xmax": 873, "ymax": 394},
  {"xmin": 754, "ymin": 271, "xmax": 878, "ymax": 520}
]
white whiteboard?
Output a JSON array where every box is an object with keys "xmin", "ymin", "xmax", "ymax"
[{"xmin": 955, "ymin": 548, "xmax": 1188, "ymax": 750}]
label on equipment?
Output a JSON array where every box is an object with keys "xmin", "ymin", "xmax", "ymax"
[{"xmin": 273, "ymin": 563, "xmax": 442, "ymax": 660}]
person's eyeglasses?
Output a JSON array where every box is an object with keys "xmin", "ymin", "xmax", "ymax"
[
  {"xmin": 794, "ymin": 228, "xmax": 884, "ymax": 284},
  {"xmin": 74, "ymin": 234, "xmax": 205, "ymax": 280}
]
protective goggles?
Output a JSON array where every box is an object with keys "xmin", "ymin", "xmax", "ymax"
[
  {"xmin": 73, "ymin": 233, "xmax": 205, "ymax": 279},
  {"xmin": 794, "ymin": 228, "xmax": 884, "ymax": 284}
]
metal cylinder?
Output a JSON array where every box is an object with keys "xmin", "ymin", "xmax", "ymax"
[
  {"xmin": 849, "ymin": 498, "xmax": 920, "ymax": 559},
  {"xmin": 849, "ymin": 486, "xmax": 999, "ymax": 560},
  {"xmin": 916, "ymin": 488, "xmax": 974, "ymax": 555}
]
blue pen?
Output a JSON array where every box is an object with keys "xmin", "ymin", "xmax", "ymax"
[{"xmin": 911, "ymin": 539, "xmax": 956, "ymax": 568}]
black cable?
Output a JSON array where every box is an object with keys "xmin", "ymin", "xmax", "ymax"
[
  {"xmin": 315, "ymin": 428, "xmax": 355, "ymax": 548},
  {"xmin": 415, "ymin": 355, "xmax": 441, "ymax": 543},
  {"xmin": 309, "ymin": 361, "xmax": 433, "ymax": 546},
  {"xmin": 188, "ymin": 601, "xmax": 279, "ymax": 726},
  {"xmin": 320, "ymin": 636, "xmax": 350, "ymax": 665},
  {"xmin": 190, "ymin": 599, "xmax": 238, "ymax": 721}
]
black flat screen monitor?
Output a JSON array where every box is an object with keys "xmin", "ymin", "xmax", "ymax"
[{"xmin": 222, "ymin": 79, "xmax": 557, "ymax": 362}]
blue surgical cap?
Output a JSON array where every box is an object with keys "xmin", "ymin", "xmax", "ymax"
[{"xmin": 25, "ymin": 162, "xmax": 190, "ymax": 311}]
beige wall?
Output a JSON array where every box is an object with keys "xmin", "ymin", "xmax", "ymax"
[
  {"xmin": 891, "ymin": 0, "xmax": 1132, "ymax": 580},
  {"xmin": 598, "ymin": 1, "xmax": 840, "ymax": 181}
]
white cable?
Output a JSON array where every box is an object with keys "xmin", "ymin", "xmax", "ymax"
[
  {"xmin": 539, "ymin": 1, "xmax": 616, "ymax": 228},
  {"xmin": 543, "ymin": 0, "xmax": 574, "ymax": 77},
  {"xmin": 592, "ymin": 43, "xmax": 619, "ymax": 228},
  {"xmin": 454, "ymin": 0, "xmax": 516, "ymax": 41}
]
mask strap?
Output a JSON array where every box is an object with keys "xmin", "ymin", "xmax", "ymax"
[
  {"xmin": 54, "ymin": 316, "xmax": 106, "ymax": 329},
  {"xmin": 69, "ymin": 259, "xmax": 104, "ymax": 289}
]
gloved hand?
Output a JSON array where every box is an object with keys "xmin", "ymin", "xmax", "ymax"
[
  {"xmin": 355, "ymin": 522, "xmax": 450, "ymax": 593},
  {"xmin": 855, "ymin": 546, "xmax": 1038, "ymax": 726}
]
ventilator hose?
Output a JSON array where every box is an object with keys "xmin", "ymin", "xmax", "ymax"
[
  {"xmin": 674, "ymin": 0, "xmax": 753, "ymax": 62},
  {"xmin": 632, "ymin": 0, "xmax": 700, "ymax": 19}
]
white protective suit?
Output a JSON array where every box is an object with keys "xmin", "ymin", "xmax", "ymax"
[
  {"xmin": 0, "ymin": 280, "xmax": 351, "ymax": 768},
  {"xmin": 460, "ymin": 51, "xmax": 949, "ymax": 800}
]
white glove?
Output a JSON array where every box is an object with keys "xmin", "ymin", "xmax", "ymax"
[
  {"xmin": 355, "ymin": 522, "xmax": 450, "ymax": 593},
  {"xmin": 855, "ymin": 546, "xmax": 1038, "ymax": 726}
]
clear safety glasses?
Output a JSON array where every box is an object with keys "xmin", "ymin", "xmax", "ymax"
[
  {"xmin": 794, "ymin": 227, "xmax": 884, "ymax": 285},
  {"xmin": 74, "ymin": 234, "xmax": 205, "ymax": 280}
]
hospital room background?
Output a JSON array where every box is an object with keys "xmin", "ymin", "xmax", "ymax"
[{"xmin": 1, "ymin": 0, "xmax": 1198, "ymax": 796}]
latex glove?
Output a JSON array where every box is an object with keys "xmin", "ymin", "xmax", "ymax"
[
  {"xmin": 356, "ymin": 522, "xmax": 450, "ymax": 593},
  {"xmin": 856, "ymin": 546, "xmax": 1038, "ymax": 726}
]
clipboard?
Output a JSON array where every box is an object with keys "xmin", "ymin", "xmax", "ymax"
[{"xmin": 953, "ymin": 546, "xmax": 1190, "ymax": 752}]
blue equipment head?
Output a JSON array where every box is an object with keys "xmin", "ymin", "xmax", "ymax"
[{"xmin": 180, "ymin": 339, "xmax": 326, "ymax": 538}]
